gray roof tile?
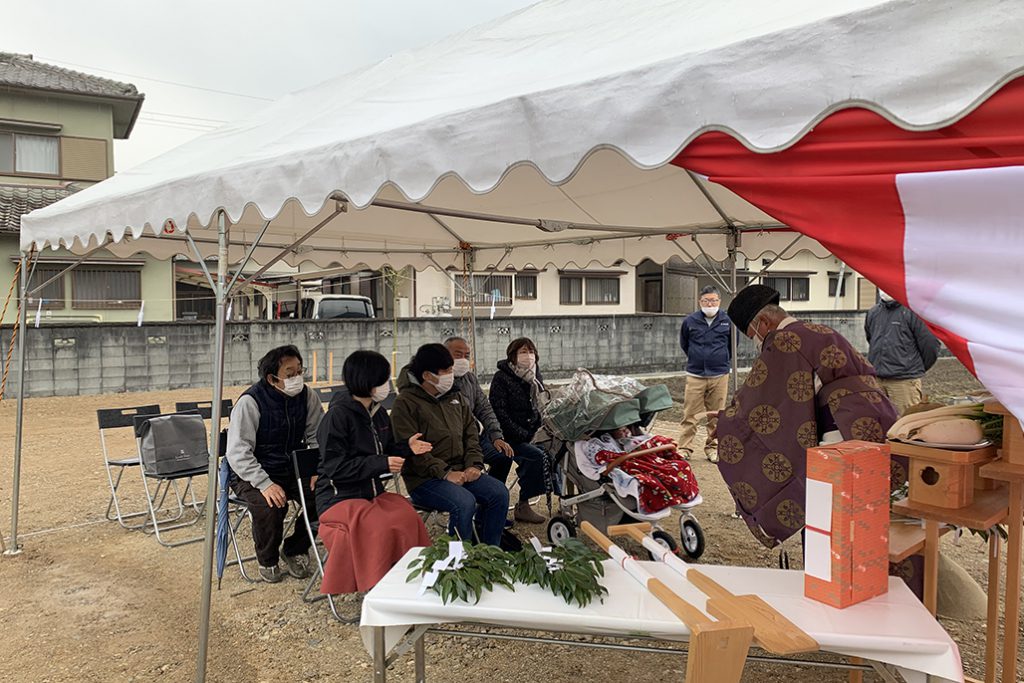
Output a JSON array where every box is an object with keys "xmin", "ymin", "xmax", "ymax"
[
  {"xmin": 0, "ymin": 52, "xmax": 141, "ymax": 100},
  {"xmin": 0, "ymin": 183, "xmax": 75, "ymax": 234}
]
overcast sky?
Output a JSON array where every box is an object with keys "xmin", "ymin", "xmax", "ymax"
[{"xmin": 1, "ymin": 0, "xmax": 537, "ymax": 170}]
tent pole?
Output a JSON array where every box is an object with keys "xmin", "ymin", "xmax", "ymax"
[
  {"xmin": 195, "ymin": 211, "xmax": 230, "ymax": 682},
  {"xmin": 729, "ymin": 230, "xmax": 739, "ymax": 393},
  {"xmin": 467, "ymin": 250, "xmax": 479, "ymax": 363},
  {"xmin": 4, "ymin": 252, "xmax": 29, "ymax": 557}
]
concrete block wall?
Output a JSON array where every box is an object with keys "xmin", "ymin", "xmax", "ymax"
[{"xmin": 0, "ymin": 311, "xmax": 899, "ymax": 398}]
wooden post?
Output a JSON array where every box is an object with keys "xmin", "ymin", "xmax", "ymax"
[
  {"xmin": 984, "ymin": 530, "xmax": 1000, "ymax": 683},
  {"xmin": 1003, "ymin": 481, "xmax": 1023, "ymax": 683},
  {"xmin": 312, "ymin": 351, "xmax": 318, "ymax": 385},
  {"xmin": 924, "ymin": 519, "xmax": 939, "ymax": 615},
  {"xmin": 328, "ymin": 351, "xmax": 334, "ymax": 384}
]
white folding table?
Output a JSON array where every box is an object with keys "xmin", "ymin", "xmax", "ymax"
[{"xmin": 360, "ymin": 550, "xmax": 963, "ymax": 683}]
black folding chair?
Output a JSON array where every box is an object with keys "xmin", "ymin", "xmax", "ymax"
[
  {"xmin": 314, "ymin": 385, "xmax": 345, "ymax": 406},
  {"xmin": 133, "ymin": 410, "xmax": 209, "ymax": 548},
  {"xmin": 175, "ymin": 399, "xmax": 233, "ymax": 425},
  {"xmin": 291, "ymin": 447, "xmax": 355, "ymax": 623},
  {"xmin": 97, "ymin": 404, "xmax": 179, "ymax": 530}
]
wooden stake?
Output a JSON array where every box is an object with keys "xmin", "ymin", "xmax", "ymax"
[
  {"xmin": 328, "ymin": 351, "xmax": 334, "ymax": 384},
  {"xmin": 312, "ymin": 351, "xmax": 319, "ymax": 385},
  {"xmin": 580, "ymin": 521, "xmax": 753, "ymax": 683},
  {"xmin": 607, "ymin": 522, "xmax": 817, "ymax": 656}
]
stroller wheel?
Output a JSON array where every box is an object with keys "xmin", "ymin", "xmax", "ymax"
[
  {"xmin": 546, "ymin": 516, "xmax": 576, "ymax": 546},
  {"xmin": 648, "ymin": 530, "xmax": 679, "ymax": 560},
  {"xmin": 679, "ymin": 518, "xmax": 706, "ymax": 560}
]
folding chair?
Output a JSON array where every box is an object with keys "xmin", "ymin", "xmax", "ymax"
[
  {"xmin": 98, "ymin": 404, "xmax": 172, "ymax": 529},
  {"xmin": 314, "ymin": 385, "xmax": 345, "ymax": 406},
  {"xmin": 175, "ymin": 399, "xmax": 233, "ymax": 426},
  {"xmin": 290, "ymin": 447, "xmax": 355, "ymax": 623},
  {"xmin": 134, "ymin": 410, "xmax": 209, "ymax": 548}
]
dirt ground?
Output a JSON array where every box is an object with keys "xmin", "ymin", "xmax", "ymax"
[{"xmin": 0, "ymin": 357, "xmax": 1019, "ymax": 682}]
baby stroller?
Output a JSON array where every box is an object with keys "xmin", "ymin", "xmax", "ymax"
[{"xmin": 538, "ymin": 370, "xmax": 705, "ymax": 560}]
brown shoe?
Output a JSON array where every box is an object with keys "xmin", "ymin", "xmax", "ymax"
[{"xmin": 514, "ymin": 501, "xmax": 545, "ymax": 524}]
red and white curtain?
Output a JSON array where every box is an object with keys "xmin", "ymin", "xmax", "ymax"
[{"xmin": 675, "ymin": 77, "xmax": 1024, "ymax": 424}]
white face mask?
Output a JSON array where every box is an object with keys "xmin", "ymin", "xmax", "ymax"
[
  {"xmin": 701, "ymin": 306, "xmax": 720, "ymax": 317},
  {"xmin": 429, "ymin": 372, "xmax": 455, "ymax": 394},
  {"xmin": 750, "ymin": 319, "xmax": 765, "ymax": 352},
  {"xmin": 452, "ymin": 358, "xmax": 471, "ymax": 377},
  {"xmin": 278, "ymin": 375, "xmax": 304, "ymax": 397},
  {"xmin": 516, "ymin": 353, "xmax": 536, "ymax": 370},
  {"xmin": 371, "ymin": 382, "xmax": 391, "ymax": 403}
]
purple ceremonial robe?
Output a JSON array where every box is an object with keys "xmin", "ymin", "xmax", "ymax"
[{"xmin": 715, "ymin": 319, "xmax": 901, "ymax": 548}]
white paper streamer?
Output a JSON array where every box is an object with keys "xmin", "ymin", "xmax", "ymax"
[
  {"xmin": 34, "ymin": 298, "xmax": 42, "ymax": 328},
  {"xmin": 136, "ymin": 300, "xmax": 145, "ymax": 327}
]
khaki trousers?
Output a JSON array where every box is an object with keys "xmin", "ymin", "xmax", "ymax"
[
  {"xmin": 879, "ymin": 377, "xmax": 924, "ymax": 416},
  {"xmin": 679, "ymin": 374, "xmax": 730, "ymax": 454}
]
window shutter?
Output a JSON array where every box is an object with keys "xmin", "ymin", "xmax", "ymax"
[{"xmin": 60, "ymin": 137, "xmax": 109, "ymax": 181}]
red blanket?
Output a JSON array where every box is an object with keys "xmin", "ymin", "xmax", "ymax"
[
  {"xmin": 593, "ymin": 435, "xmax": 699, "ymax": 513},
  {"xmin": 318, "ymin": 492, "xmax": 429, "ymax": 595}
]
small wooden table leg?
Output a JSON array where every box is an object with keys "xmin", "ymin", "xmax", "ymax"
[
  {"xmin": 984, "ymin": 531, "xmax": 1000, "ymax": 683},
  {"xmin": 847, "ymin": 656, "xmax": 863, "ymax": 683},
  {"xmin": 924, "ymin": 520, "xmax": 940, "ymax": 615},
  {"xmin": 1003, "ymin": 481, "xmax": 1023, "ymax": 683}
]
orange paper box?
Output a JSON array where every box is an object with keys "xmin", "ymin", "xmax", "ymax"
[{"xmin": 804, "ymin": 440, "xmax": 890, "ymax": 609}]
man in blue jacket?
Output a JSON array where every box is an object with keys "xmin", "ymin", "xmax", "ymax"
[{"xmin": 679, "ymin": 286, "xmax": 732, "ymax": 461}]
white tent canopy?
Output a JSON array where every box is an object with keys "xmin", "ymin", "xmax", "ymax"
[
  {"xmin": 13, "ymin": 1, "xmax": 1024, "ymax": 681},
  {"xmin": 21, "ymin": 0, "xmax": 1024, "ymax": 270}
]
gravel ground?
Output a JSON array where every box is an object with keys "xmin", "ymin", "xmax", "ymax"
[{"xmin": 0, "ymin": 357, "xmax": 1019, "ymax": 682}]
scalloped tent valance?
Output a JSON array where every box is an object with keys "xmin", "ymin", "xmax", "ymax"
[{"xmin": 20, "ymin": 0, "xmax": 1024, "ymax": 270}]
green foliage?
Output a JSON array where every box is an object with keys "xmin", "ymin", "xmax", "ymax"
[
  {"xmin": 407, "ymin": 536, "xmax": 513, "ymax": 604},
  {"xmin": 408, "ymin": 535, "xmax": 607, "ymax": 607},
  {"xmin": 509, "ymin": 538, "xmax": 608, "ymax": 607}
]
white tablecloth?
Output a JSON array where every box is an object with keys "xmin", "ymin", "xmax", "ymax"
[{"xmin": 360, "ymin": 550, "xmax": 963, "ymax": 683}]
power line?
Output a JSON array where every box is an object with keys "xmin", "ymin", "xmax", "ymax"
[
  {"xmin": 38, "ymin": 55, "xmax": 275, "ymax": 101},
  {"xmin": 145, "ymin": 111, "xmax": 228, "ymax": 124},
  {"xmin": 136, "ymin": 117, "xmax": 219, "ymax": 133}
]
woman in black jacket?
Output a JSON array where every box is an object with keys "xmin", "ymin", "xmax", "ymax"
[
  {"xmin": 488, "ymin": 337, "xmax": 551, "ymax": 524},
  {"xmin": 313, "ymin": 350, "xmax": 430, "ymax": 594}
]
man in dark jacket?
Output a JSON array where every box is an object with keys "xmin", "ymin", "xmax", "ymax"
[
  {"xmin": 679, "ymin": 286, "xmax": 732, "ymax": 461},
  {"xmin": 227, "ymin": 345, "xmax": 323, "ymax": 583},
  {"xmin": 392, "ymin": 344, "xmax": 509, "ymax": 546},
  {"xmin": 443, "ymin": 336, "xmax": 518, "ymax": 475},
  {"xmin": 865, "ymin": 291, "xmax": 941, "ymax": 415}
]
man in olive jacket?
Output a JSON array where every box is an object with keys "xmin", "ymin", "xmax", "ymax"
[{"xmin": 391, "ymin": 343, "xmax": 509, "ymax": 545}]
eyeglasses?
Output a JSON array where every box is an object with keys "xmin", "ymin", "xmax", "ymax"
[{"xmin": 699, "ymin": 298, "xmax": 720, "ymax": 305}]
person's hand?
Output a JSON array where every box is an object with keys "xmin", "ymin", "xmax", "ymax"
[
  {"xmin": 261, "ymin": 483, "xmax": 287, "ymax": 508},
  {"xmin": 408, "ymin": 433, "xmax": 433, "ymax": 455},
  {"xmin": 462, "ymin": 467, "xmax": 482, "ymax": 483},
  {"xmin": 309, "ymin": 475, "xmax": 318, "ymax": 491},
  {"xmin": 445, "ymin": 471, "xmax": 466, "ymax": 485},
  {"xmin": 387, "ymin": 456, "xmax": 405, "ymax": 473},
  {"xmin": 493, "ymin": 439, "xmax": 515, "ymax": 457},
  {"xmin": 707, "ymin": 425, "xmax": 718, "ymax": 442}
]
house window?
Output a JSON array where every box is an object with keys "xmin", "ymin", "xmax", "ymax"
[
  {"xmin": 514, "ymin": 274, "xmax": 537, "ymax": 300},
  {"xmin": 23, "ymin": 264, "xmax": 66, "ymax": 309},
  {"xmin": 765, "ymin": 276, "xmax": 810, "ymax": 302},
  {"xmin": 559, "ymin": 276, "xmax": 583, "ymax": 305},
  {"xmin": 0, "ymin": 133, "xmax": 59, "ymax": 175},
  {"xmin": 828, "ymin": 275, "xmax": 848, "ymax": 297},
  {"xmin": 454, "ymin": 273, "xmax": 513, "ymax": 306},
  {"xmin": 585, "ymin": 276, "xmax": 620, "ymax": 304},
  {"xmin": 71, "ymin": 267, "xmax": 142, "ymax": 309}
]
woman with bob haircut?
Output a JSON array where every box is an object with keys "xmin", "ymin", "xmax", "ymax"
[
  {"xmin": 391, "ymin": 343, "xmax": 509, "ymax": 545},
  {"xmin": 314, "ymin": 349, "xmax": 431, "ymax": 594},
  {"xmin": 488, "ymin": 337, "xmax": 551, "ymax": 524}
]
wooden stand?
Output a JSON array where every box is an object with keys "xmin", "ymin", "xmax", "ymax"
[
  {"xmin": 889, "ymin": 441, "xmax": 997, "ymax": 509},
  {"xmin": 891, "ymin": 399, "xmax": 1022, "ymax": 682}
]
